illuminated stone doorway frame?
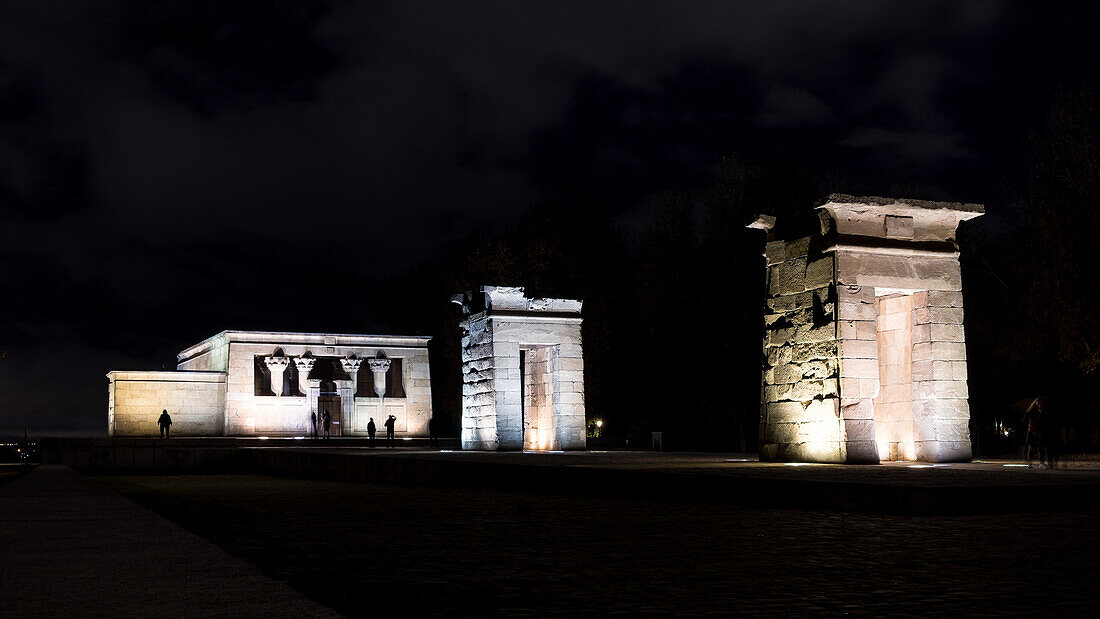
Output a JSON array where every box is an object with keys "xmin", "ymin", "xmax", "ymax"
[{"xmin": 752, "ymin": 195, "xmax": 983, "ymax": 464}]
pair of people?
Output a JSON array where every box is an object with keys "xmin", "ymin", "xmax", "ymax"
[{"xmin": 367, "ymin": 415, "xmax": 397, "ymax": 447}]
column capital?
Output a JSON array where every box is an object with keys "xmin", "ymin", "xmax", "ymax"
[
  {"xmin": 265, "ymin": 356, "xmax": 291, "ymax": 370},
  {"xmin": 341, "ymin": 358, "xmax": 363, "ymax": 373},
  {"xmin": 367, "ymin": 358, "xmax": 391, "ymax": 373},
  {"xmin": 294, "ymin": 357, "xmax": 316, "ymax": 372}
]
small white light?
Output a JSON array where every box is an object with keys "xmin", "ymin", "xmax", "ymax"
[
  {"xmin": 439, "ymin": 449, "xmax": 453, "ymax": 453},
  {"xmin": 1004, "ymin": 464, "xmax": 1028, "ymax": 467},
  {"xmin": 257, "ymin": 436, "xmax": 269, "ymax": 440},
  {"xmin": 726, "ymin": 458, "xmax": 750, "ymax": 462},
  {"xmin": 908, "ymin": 464, "xmax": 933, "ymax": 468},
  {"xmin": 293, "ymin": 436, "xmax": 305, "ymax": 440},
  {"xmin": 784, "ymin": 462, "xmax": 812, "ymax": 466}
]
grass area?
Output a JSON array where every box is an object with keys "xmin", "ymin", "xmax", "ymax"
[{"xmin": 100, "ymin": 474, "xmax": 1100, "ymax": 616}]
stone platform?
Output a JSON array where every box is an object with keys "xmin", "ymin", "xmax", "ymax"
[
  {"xmin": 0, "ymin": 465, "xmax": 336, "ymax": 618},
  {"xmin": 42, "ymin": 438, "xmax": 1100, "ymax": 515},
  {"xmin": 246, "ymin": 448, "xmax": 1100, "ymax": 515}
]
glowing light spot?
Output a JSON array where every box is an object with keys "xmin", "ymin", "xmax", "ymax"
[
  {"xmin": 784, "ymin": 462, "xmax": 813, "ymax": 467},
  {"xmin": 1004, "ymin": 464, "xmax": 1028, "ymax": 467},
  {"xmin": 257, "ymin": 436, "xmax": 269, "ymax": 440},
  {"xmin": 293, "ymin": 436, "xmax": 305, "ymax": 440},
  {"xmin": 726, "ymin": 458, "xmax": 750, "ymax": 462}
]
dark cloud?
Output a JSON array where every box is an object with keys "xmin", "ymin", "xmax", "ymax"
[
  {"xmin": 1, "ymin": 0, "xmax": 1098, "ymax": 435},
  {"xmin": 109, "ymin": 0, "xmax": 340, "ymax": 116}
]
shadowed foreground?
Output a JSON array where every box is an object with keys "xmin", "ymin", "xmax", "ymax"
[{"xmin": 102, "ymin": 473, "xmax": 1100, "ymax": 616}]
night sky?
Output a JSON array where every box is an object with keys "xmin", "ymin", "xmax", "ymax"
[{"xmin": 2, "ymin": 1, "xmax": 1098, "ymax": 436}]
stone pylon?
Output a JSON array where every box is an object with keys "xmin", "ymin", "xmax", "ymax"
[{"xmin": 750, "ymin": 195, "xmax": 984, "ymax": 463}]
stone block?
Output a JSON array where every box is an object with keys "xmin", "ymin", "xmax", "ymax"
[
  {"xmin": 843, "ymin": 418, "xmax": 876, "ymax": 442},
  {"xmin": 840, "ymin": 398, "xmax": 874, "ymax": 420},
  {"xmin": 770, "ymin": 258, "xmax": 807, "ymax": 296},
  {"xmin": 839, "ymin": 319, "xmax": 876, "ymax": 341},
  {"xmin": 927, "ymin": 290, "xmax": 964, "ymax": 308},
  {"xmin": 792, "ymin": 341, "xmax": 838, "ymax": 362},
  {"xmin": 930, "ymin": 324, "xmax": 966, "ymax": 342},
  {"xmin": 840, "ymin": 339, "xmax": 878, "ymax": 360},
  {"xmin": 914, "ymin": 380, "xmax": 968, "ymax": 399},
  {"xmin": 928, "ymin": 307, "xmax": 964, "ymax": 324},
  {"xmin": 805, "ymin": 256, "xmax": 834, "ymax": 289},
  {"xmin": 838, "ymin": 301, "xmax": 877, "ymax": 321},
  {"xmin": 768, "ymin": 345, "xmax": 794, "ymax": 366},
  {"xmin": 766, "ymin": 401, "xmax": 808, "ymax": 423},
  {"xmin": 769, "ymin": 327, "xmax": 796, "ymax": 346},
  {"xmin": 840, "ymin": 357, "xmax": 878, "ymax": 379},
  {"xmin": 931, "ymin": 341, "xmax": 967, "ymax": 361},
  {"xmin": 837, "ymin": 284, "xmax": 874, "ymax": 304},
  {"xmin": 793, "ymin": 324, "xmax": 835, "ymax": 344},
  {"xmin": 913, "ymin": 342, "xmax": 932, "ymax": 362},
  {"xmin": 773, "ymin": 363, "xmax": 802, "ymax": 384},
  {"xmin": 784, "ymin": 237, "xmax": 811, "ymax": 260}
]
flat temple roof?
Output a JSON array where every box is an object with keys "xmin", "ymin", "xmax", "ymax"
[{"xmin": 178, "ymin": 330, "xmax": 432, "ymax": 362}]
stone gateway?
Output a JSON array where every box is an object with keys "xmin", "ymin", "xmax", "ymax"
[
  {"xmin": 107, "ymin": 330, "xmax": 432, "ymax": 438},
  {"xmin": 454, "ymin": 286, "xmax": 586, "ymax": 451},
  {"xmin": 751, "ymin": 195, "xmax": 983, "ymax": 463}
]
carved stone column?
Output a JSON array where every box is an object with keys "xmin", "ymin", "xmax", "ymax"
[
  {"xmin": 265, "ymin": 356, "xmax": 291, "ymax": 397},
  {"xmin": 340, "ymin": 358, "xmax": 363, "ymax": 433},
  {"xmin": 367, "ymin": 358, "xmax": 391, "ymax": 398},
  {"xmin": 294, "ymin": 357, "xmax": 317, "ymax": 434}
]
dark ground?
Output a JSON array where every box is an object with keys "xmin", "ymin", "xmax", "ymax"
[{"xmin": 100, "ymin": 473, "xmax": 1100, "ymax": 617}]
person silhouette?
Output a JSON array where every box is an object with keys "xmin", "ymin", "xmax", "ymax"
[
  {"xmin": 367, "ymin": 417, "xmax": 377, "ymax": 448},
  {"xmin": 428, "ymin": 415, "xmax": 438, "ymax": 448},
  {"xmin": 310, "ymin": 411, "xmax": 318, "ymax": 439},
  {"xmin": 1022, "ymin": 398, "xmax": 1044, "ymax": 468},
  {"xmin": 384, "ymin": 415, "xmax": 396, "ymax": 447},
  {"xmin": 157, "ymin": 410, "xmax": 173, "ymax": 439},
  {"xmin": 322, "ymin": 410, "xmax": 331, "ymax": 439}
]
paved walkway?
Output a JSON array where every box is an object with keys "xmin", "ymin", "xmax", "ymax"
[{"xmin": 0, "ymin": 466, "xmax": 337, "ymax": 618}]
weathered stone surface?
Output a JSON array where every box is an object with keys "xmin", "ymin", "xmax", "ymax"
[{"xmin": 757, "ymin": 195, "xmax": 980, "ymax": 463}]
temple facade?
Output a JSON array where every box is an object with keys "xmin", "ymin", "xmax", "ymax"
[
  {"xmin": 752, "ymin": 195, "xmax": 983, "ymax": 463},
  {"xmin": 107, "ymin": 330, "xmax": 433, "ymax": 437}
]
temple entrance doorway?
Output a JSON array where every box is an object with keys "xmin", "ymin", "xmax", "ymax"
[
  {"xmin": 316, "ymin": 391, "xmax": 341, "ymax": 435},
  {"xmin": 873, "ymin": 291, "xmax": 918, "ymax": 461}
]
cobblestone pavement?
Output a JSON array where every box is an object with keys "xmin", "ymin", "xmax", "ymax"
[{"xmin": 102, "ymin": 473, "xmax": 1100, "ymax": 617}]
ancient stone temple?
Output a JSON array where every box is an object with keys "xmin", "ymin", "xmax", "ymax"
[
  {"xmin": 751, "ymin": 195, "xmax": 984, "ymax": 463},
  {"xmin": 454, "ymin": 286, "xmax": 586, "ymax": 451},
  {"xmin": 107, "ymin": 331, "xmax": 432, "ymax": 437}
]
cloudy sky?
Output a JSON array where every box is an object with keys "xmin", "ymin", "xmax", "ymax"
[{"xmin": 1, "ymin": 1, "xmax": 1097, "ymax": 435}]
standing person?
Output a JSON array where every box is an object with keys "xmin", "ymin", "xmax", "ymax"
[
  {"xmin": 428, "ymin": 415, "xmax": 437, "ymax": 448},
  {"xmin": 322, "ymin": 410, "xmax": 331, "ymax": 439},
  {"xmin": 367, "ymin": 417, "xmax": 377, "ymax": 448},
  {"xmin": 384, "ymin": 415, "xmax": 396, "ymax": 447},
  {"xmin": 310, "ymin": 411, "xmax": 318, "ymax": 439},
  {"xmin": 157, "ymin": 409, "xmax": 173, "ymax": 439},
  {"xmin": 1022, "ymin": 398, "xmax": 1044, "ymax": 468}
]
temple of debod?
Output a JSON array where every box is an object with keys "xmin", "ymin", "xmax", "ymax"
[
  {"xmin": 107, "ymin": 330, "xmax": 433, "ymax": 438},
  {"xmin": 751, "ymin": 194, "xmax": 984, "ymax": 463},
  {"xmin": 106, "ymin": 193, "xmax": 983, "ymax": 462}
]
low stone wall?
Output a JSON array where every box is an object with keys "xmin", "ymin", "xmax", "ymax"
[{"xmin": 108, "ymin": 371, "xmax": 226, "ymax": 437}]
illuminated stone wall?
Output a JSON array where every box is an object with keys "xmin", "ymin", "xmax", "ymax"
[
  {"xmin": 457, "ymin": 286, "xmax": 585, "ymax": 451},
  {"xmin": 108, "ymin": 331, "xmax": 433, "ymax": 437},
  {"xmin": 755, "ymin": 195, "xmax": 983, "ymax": 463},
  {"xmin": 107, "ymin": 371, "xmax": 225, "ymax": 436}
]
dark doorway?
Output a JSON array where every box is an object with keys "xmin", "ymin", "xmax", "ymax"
[{"xmin": 319, "ymin": 388, "xmax": 342, "ymax": 437}]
